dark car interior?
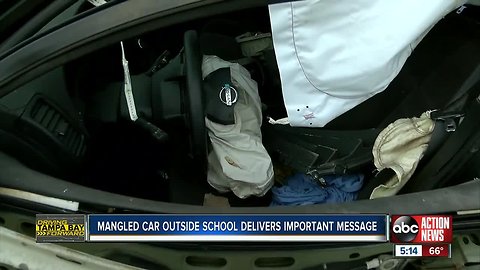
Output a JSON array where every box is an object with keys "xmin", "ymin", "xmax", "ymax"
[{"xmin": 0, "ymin": 4, "xmax": 480, "ymax": 206}]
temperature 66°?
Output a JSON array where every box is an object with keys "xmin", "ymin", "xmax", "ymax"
[{"xmin": 429, "ymin": 247, "xmax": 444, "ymax": 255}]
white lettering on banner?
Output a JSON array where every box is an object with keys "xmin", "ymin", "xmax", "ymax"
[
  {"xmin": 162, "ymin": 221, "xmax": 200, "ymax": 232},
  {"xmin": 420, "ymin": 217, "xmax": 449, "ymax": 242},
  {"xmin": 142, "ymin": 221, "xmax": 161, "ymax": 232},
  {"xmin": 421, "ymin": 217, "xmax": 450, "ymax": 229},
  {"xmin": 97, "ymin": 221, "xmax": 139, "ymax": 232},
  {"xmin": 336, "ymin": 221, "xmax": 378, "ymax": 232},
  {"xmin": 421, "ymin": 229, "xmax": 444, "ymax": 242},
  {"xmin": 241, "ymin": 221, "xmax": 282, "ymax": 231},
  {"xmin": 202, "ymin": 221, "xmax": 239, "ymax": 232},
  {"xmin": 93, "ymin": 218, "xmax": 383, "ymax": 234},
  {"xmin": 283, "ymin": 221, "xmax": 335, "ymax": 231}
]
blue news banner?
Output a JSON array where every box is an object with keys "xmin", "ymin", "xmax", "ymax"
[{"xmin": 87, "ymin": 215, "xmax": 389, "ymax": 242}]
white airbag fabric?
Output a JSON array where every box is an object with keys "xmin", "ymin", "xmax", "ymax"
[
  {"xmin": 203, "ymin": 56, "xmax": 274, "ymax": 198},
  {"xmin": 268, "ymin": 0, "xmax": 465, "ymax": 127},
  {"xmin": 370, "ymin": 112, "xmax": 435, "ymax": 199}
]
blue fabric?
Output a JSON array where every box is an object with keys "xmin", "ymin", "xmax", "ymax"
[{"xmin": 271, "ymin": 173, "xmax": 364, "ymax": 206}]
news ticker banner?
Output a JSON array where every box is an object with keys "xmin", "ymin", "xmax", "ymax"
[
  {"xmin": 35, "ymin": 214, "xmax": 453, "ymax": 244},
  {"xmin": 36, "ymin": 214, "xmax": 388, "ymax": 242}
]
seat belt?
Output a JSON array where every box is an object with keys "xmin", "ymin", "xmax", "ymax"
[
  {"xmin": 422, "ymin": 110, "xmax": 464, "ymax": 159},
  {"xmin": 306, "ymin": 150, "xmax": 373, "ymax": 186},
  {"xmin": 423, "ymin": 66, "xmax": 480, "ymax": 158},
  {"xmin": 401, "ymin": 95, "xmax": 480, "ymax": 193}
]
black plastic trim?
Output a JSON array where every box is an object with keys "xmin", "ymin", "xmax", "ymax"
[
  {"xmin": 0, "ymin": 0, "xmax": 267, "ymax": 97},
  {"xmin": 0, "ymin": 0, "xmax": 78, "ymax": 53}
]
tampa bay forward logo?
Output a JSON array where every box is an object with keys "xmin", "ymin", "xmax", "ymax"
[{"xmin": 391, "ymin": 216, "xmax": 419, "ymax": 243}]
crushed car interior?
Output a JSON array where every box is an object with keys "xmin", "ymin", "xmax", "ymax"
[{"xmin": 0, "ymin": 1, "xmax": 480, "ymax": 211}]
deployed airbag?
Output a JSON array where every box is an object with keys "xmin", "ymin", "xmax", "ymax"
[
  {"xmin": 269, "ymin": 0, "xmax": 466, "ymax": 127},
  {"xmin": 203, "ymin": 56, "xmax": 274, "ymax": 199},
  {"xmin": 371, "ymin": 111, "xmax": 435, "ymax": 199}
]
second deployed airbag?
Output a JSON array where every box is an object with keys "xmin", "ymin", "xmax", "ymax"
[{"xmin": 268, "ymin": 0, "xmax": 465, "ymax": 127}]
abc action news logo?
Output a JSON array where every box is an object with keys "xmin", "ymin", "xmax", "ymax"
[{"xmin": 390, "ymin": 215, "xmax": 452, "ymax": 243}]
